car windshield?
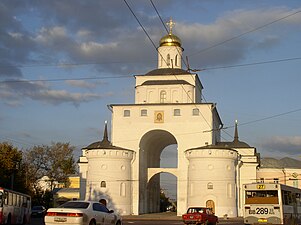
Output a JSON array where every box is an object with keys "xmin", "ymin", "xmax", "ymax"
[
  {"xmin": 188, "ymin": 208, "xmax": 206, "ymax": 213},
  {"xmin": 59, "ymin": 201, "xmax": 89, "ymax": 209}
]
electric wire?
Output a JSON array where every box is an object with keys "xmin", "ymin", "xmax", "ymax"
[
  {"xmin": 150, "ymin": 0, "xmax": 169, "ymax": 34},
  {"xmin": 150, "ymin": 0, "xmax": 189, "ymax": 70},
  {"xmin": 2, "ymin": 3, "xmax": 300, "ymax": 156},
  {"xmin": 188, "ymin": 10, "xmax": 301, "ymax": 57},
  {"xmin": 123, "ymin": 0, "xmax": 158, "ymax": 50},
  {"xmin": 0, "ymin": 75, "xmax": 132, "ymax": 83},
  {"xmin": 199, "ymin": 57, "xmax": 301, "ymax": 71},
  {"xmin": 146, "ymin": 2, "xmax": 301, "ymax": 142},
  {"xmin": 223, "ymin": 108, "xmax": 301, "ymax": 130},
  {"xmin": 0, "ymin": 56, "xmax": 300, "ymax": 84},
  {"xmin": 124, "ymin": 0, "xmax": 213, "ymax": 130}
]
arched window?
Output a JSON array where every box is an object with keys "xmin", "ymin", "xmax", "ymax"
[
  {"xmin": 175, "ymin": 55, "xmax": 178, "ymax": 66},
  {"xmin": 167, "ymin": 54, "xmax": 171, "ymax": 66},
  {"xmin": 100, "ymin": 181, "xmax": 106, "ymax": 188},
  {"xmin": 192, "ymin": 108, "xmax": 199, "ymax": 116},
  {"xmin": 160, "ymin": 90, "xmax": 167, "ymax": 103}
]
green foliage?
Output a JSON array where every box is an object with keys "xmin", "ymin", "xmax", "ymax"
[
  {"xmin": 46, "ymin": 142, "xmax": 77, "ymax": 185},
  {"xmin": 23, "ymin": 142, "xmax": 77, "ymax": 191},
  {"xmin": 0, "ymin": 142, "xmax": 25, "ymax": 192},
  {"xmin": 0, "ymin": 141, "xmax": 77, "ymax": 207}
]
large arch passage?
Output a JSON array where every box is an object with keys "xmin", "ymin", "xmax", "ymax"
[
  {"xmin": 148, "ymin": 172, "xmax": 178, "ymax": 213},
  {"xmin": 139, "ymin": 129, "xmax": 178, "ymax": 213}
]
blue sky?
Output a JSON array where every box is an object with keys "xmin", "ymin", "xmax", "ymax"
[{"xmin": 1, "ymin": 0, "xmax": 301, "ymax": 164}]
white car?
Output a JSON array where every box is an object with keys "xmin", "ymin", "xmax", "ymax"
[{"xmin": 44, "ymin": 200, "xmax": 122, "ymax": 225}]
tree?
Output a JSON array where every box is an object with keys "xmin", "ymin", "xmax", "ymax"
[
  {"xmin": 23, "ymin": 142, "xmax": 77, "ymax": 206},
  {"xmin": 0, "ymin": 142, "xmax": 26, "ymax": 192},
  {"xmin": 46, "ymin": 142, "xmax": 77, "ymax": 186},
  {"xmin": 23, "ymin": 145, "xmax": 50, "ymax": 193},
  {"xmin": 23, "ymin": 142, "xmax": 77, "ymax": 191}
]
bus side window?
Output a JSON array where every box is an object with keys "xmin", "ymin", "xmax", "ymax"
[
  {"xmin": 4, "ymin": 192, "xmax": 8, "ymax": 205},
  {"xmin": 282, "ymin": 191, "xmax": 294, "ymax": 206},
  {"xmin": 26, "ymin": 197, "xmax": 31, "ymax": 209},
  {"xmin": 22, "ymin": 202, "xmax": 27, "ymax": 208},
  {"xmin": 8, "ymin": 192, "xmax": 12, "ymax": 205},
  {"xmin": 0, "ymin": 192, "xmax": 3, "ymax": 207},
  {"xmin": 296, "ymin": 193, "xmax": 301, "ymax": 206}
]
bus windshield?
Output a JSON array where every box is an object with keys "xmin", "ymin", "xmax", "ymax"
[{"xmin": 245, "ymin": 190, "xmax": 279, "ymax": 204}]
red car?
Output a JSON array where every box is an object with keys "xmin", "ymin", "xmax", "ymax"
[{"xmin": 182, "ymin": 207, "xmax": 218, "ymax": 225}]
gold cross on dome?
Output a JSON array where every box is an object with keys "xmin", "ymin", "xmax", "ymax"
[{"xmin": 166, "ymin": 17, "xmax": 175, "ymax": 34}]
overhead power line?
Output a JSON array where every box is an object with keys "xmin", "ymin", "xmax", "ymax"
[
  {"xmin": 0, "ymin": 56, "xmax": 300, "ymax": 84},
  {"xmin": 0, "ymin": 75, "xmax": 132, "ymax": 83},
  {"xmin": 150, "ymin": 0, "xmax": 169, "ymax": 34},
  {"xmin": 223, "ymin": 108, "xmax": 301, "ymax": 130},
  {"xmin": 124, "ymin": 0, "xmax": 213, "ymax": 130},
  {"xmin": 150, "ymin": 0, "xmax": 189, "ymax": 70},
  {"xmin": 188, "ymin": 10, "xmax": 301, "ymax": 57},
  {"xmin": 123, "ymin": 0, "xmax": 158, "ymax": 50},
  {"xmin": 199, "ymin": 57, "xmax": 301, "ymax": 71}
]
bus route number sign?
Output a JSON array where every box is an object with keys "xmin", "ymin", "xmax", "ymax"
[{"xmin": 257, "ymin": 184, "xmax": 265, "ymax": 189}]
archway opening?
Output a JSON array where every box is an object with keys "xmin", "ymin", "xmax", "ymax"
[
  {"xmin": 160, "ymin": 144, "xmax": 178, "ymax": 210},
  {"xmin": 139, "ymin": 129, "xmax": 178, "ymax": 214},
  {"xmin": 148, "ymin": 173, "xmax": 177, "ymax": 213}
]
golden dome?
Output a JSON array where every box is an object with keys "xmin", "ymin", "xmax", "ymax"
[{"xmin": 159, "ymin": 34, "xmax": 182, "ymax": 47}]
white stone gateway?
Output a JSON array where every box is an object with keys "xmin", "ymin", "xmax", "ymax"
[{"xmin": 78, "ymin": 19, "xmax": 260, "ymax": 217}]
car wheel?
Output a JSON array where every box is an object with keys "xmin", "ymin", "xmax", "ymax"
[{"xmin": 89, "ymin": 220, "xmax": 96, "ymax": 225}]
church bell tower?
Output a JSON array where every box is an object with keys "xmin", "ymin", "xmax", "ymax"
[{"xmin": 157, "ymin": 18, "xmax": 183, "ymax": 69}]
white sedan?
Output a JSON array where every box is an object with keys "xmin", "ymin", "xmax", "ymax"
[{"xmin": 44, "ymin": 200, "xmax": 122, "ymax": 225}]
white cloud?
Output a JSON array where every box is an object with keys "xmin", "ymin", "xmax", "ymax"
[
  {"xmin": 2, "ymin": 2, "xmax": 301, "ymax": 104},
  {"xmin": 65, "ymin": 80, "xmax": 96, "ymax": 89},
  {"xmin": 259, "ymin": 136, "xmax": 301, "ymax": 156},
  {"xmin": 177, "ymin": 7, "xmax": 301, "ymax": 66},
  {"xmin": 0, "ymin": 80, "xmax": 110, "ymax": 106},
  {"xmin": 35, "ymin": 26, "xmax": 69, "ymax": 45},
  {"xmin": 30, "ymin": 89, "xmax": 103, "ymax": 106}
]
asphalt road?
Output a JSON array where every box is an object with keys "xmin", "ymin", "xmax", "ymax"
[{"xmin": 31, "ymin": 215, "xmax": 244, "ymax": 225}]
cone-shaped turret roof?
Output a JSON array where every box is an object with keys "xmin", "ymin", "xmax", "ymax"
[{"xmin": 85, "ymin": 121, "xmax": 128, "ymax": 150}]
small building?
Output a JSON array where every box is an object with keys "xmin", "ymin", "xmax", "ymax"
[
  {"xmin": 257, "ymin": 157, "xmax": 301, "ymax": 189},
  {"xmin": 52, "ymin": 175, "xmax": 80, "ymax": 207}
]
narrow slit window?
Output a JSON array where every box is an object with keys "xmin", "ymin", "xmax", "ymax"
[
  {"xmin": 174, "ymin": 109, "xmax": 181, "ymax": 116},
  {"xmin": 124, "ymin": 110, "xmax": 130, "ymax": 117},
  {"xmin": 141, "ymin": 109, "xmax": 147, "ymax": 116}
]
